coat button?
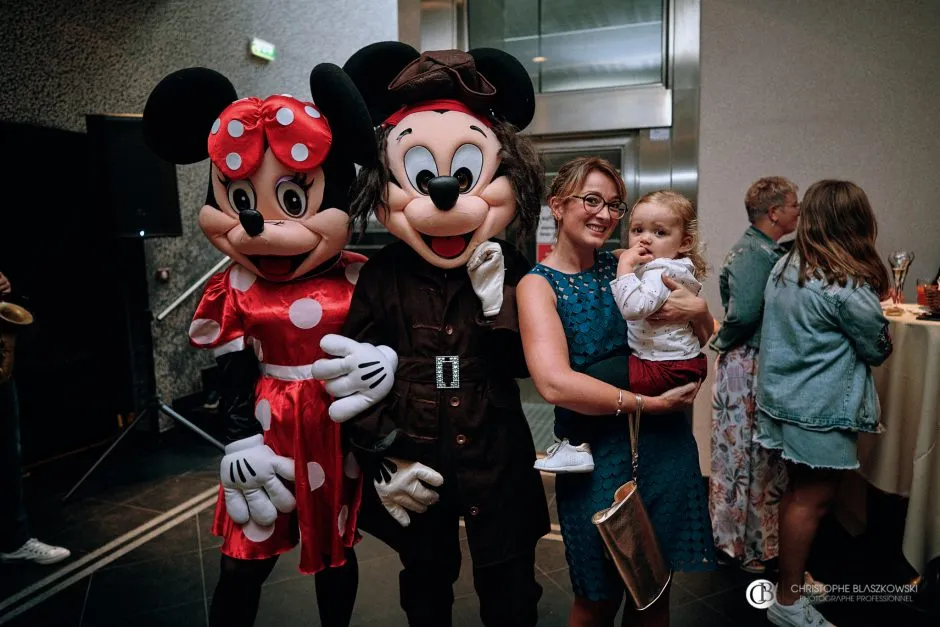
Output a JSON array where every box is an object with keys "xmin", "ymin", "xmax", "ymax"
[
  {"xmin": 449, "ymin": 396, "xmax": 460, "ymax": 407},
  {"xmin": 468, "ymin": 506, "xmax": 480, "ymax": 516},
  {"xmin": 444, "ymin": 325, "xmax": 454, "ymax": 335},
  {"xmin": 455, "ymin": 434, "xmax": 467, "ymax": 445}
]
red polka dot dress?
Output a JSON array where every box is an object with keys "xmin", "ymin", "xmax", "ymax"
[{"xmin": 189, "ymin": 252, "xmax": 366, "ymax": 573}]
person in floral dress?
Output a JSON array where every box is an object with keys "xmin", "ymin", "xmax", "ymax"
[{"xmin": 709, "ymin": 177, "xmax": 799, "ymax": 573}]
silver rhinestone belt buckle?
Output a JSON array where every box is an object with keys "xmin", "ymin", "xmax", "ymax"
[{"xmin": 435, "ymin": 356, "xmax": 460, "ymax": 389}]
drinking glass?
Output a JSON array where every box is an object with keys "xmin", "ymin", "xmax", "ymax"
[
  {"xmin": 887, "ymin": 251, "xmax": 915, "ymax": 304},
  {"xmin": 916, "ymin": 278, "xmax": 932, "ymax": 307}
]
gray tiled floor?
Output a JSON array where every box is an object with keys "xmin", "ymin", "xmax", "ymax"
[{"xmin": 1, "ymin": 428, "xmax": 937, "ymax": 626}]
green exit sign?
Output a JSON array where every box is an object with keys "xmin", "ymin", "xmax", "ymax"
[{"xmin": 250, "ymin": 37, "xmax": 276, "ymax": 62}]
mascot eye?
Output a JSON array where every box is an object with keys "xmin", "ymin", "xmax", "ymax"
[
  {"xmin": 404, "ymin": 146, "xmax": 438, "ymax": 195},
  {"xmin": 276, "ymin": 178, "xmax": 309, "ymax": 217},
  {"xmin": 450, "ymin": 144, "xmax": 484, "ymax": 193},
  {"xmin": 227, "ymin": 180, "xmax": 256, "ymax": 212}
]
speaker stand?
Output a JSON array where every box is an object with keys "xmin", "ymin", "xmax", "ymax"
[{"xmin": 62, "ymin": 396, "xmax": 224, "ymax": 502}]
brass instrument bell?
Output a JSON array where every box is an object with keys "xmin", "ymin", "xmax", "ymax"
[{"xmin": 0, "ymin": 301, "xmax": 34, "ymax": 384}]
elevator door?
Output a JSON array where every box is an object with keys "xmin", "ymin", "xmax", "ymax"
[{"xmin": 514, "ymin": 135, "xmax": 638, "ymax": 452}]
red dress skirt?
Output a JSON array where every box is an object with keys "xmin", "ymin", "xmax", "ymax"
[{"xmin": 189, "ymin": 253, "xmax": 365, "ymax": 574}]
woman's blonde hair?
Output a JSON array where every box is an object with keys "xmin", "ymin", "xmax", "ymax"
[
  {"xmin": 781, "ymin": 180, "xmax": 889, "ymax": 296},
  {"xmin": 548, "ymin": 157, "xmax": 627, "ymax": 209},
  {"xmin": 630, "ymin": 190, "xmax": 708, "ymax": 279}
]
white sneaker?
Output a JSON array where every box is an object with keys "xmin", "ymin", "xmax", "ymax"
[
  {"xmin": 533, "ymin": 440, "xmax": 594, "ymax": 473},
  {"xmin": 1, "ymin": 538, "xmax": 71, "ymax": 565},
  {"xmin": 767, "ymin": 594, "xmax": 836, "ymax": 627}
]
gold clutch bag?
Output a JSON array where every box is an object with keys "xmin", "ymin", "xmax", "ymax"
[{"xmin": 592, "ymin": 399, "xmax": 671, "ymax": 610}]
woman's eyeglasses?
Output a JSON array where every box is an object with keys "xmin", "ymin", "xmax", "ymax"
[{"xmin": 570, "ymin": 193, "xmax": 628, "ymax": 220}]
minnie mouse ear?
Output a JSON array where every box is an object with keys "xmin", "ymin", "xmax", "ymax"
[
  {"xmin": 343, "ymin": 41, "xmax": 421, "ymax": 125},
  {"xmin": 469, "ymin": 48, "xmax": 536, "ymax": 130},
  {"xmin": 309, "ymin": 63, "xmax": 378, "ymax": 166},
  {"xmin": 143, "ymin": 68, "xmax": 237, "ymax": 165}
]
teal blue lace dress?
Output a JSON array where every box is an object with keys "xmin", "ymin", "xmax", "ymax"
[{"xmin": 529, "ymin": 250, "xmax": 715, "ymax": 601}]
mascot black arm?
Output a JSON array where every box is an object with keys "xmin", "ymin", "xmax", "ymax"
[
  {"xmin": 338, "ymin": 255, "xmax": 420, "ymax": 468},
  {"xmin": 478, "ymin": 240, "xmax": 533, "ymax": 380},
  {"xmin": 216, "ymin": 349, "xmax": 262, "ymax": 444}
]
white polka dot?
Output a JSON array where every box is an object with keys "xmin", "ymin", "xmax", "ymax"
[
  {"xmin": 290, "ymin": 143, "xmax": 309, "ymax": 162},
  {"xmin": 225, "ymin": 152, "xmax": 242, "ymax": 171},
  {"xmin": 189, "ymin": 319, "xmax": 221, "ymax": 344},
  {"xmin": 229, "ymin": 265, "xmax": 257, "ymax": 292},
  {"xmin": 305, "ymin": 106, "xmax": 321, "ymax": 119},
  {"xmin": 289, "ymin": 298, "xmax": 322, "ymax": 329},
  {"xmin": 344, "ymin": 262, "xmax": 363, "ymax": 285},
  {"xmin": 254, "ymin": 399, "xmax": 271, "ymax": 431},
  {"xmin": 211, "ymin": 118, "xmax": 221, "ymax": 134},
  {"xmin": 307, "ymin": 462, "xmax": 325, "ymax": 491},
  {"xmin": 344, "ymin": 452, "xmax": 360, "ymax": 479},
  {"xmin": 242, "ymin": 520, "xmax": 276, "ymax": 543},
  {"xmin": 276, "ymin": 107, "xmax": 294, "ymax": 126},
  {"xmin": 338, "ymin": 505, "xmax": 349, "ymax": 536},
  {"xmin": 227, "ymin": 119, "xmax": 245, "ymax": 138}
]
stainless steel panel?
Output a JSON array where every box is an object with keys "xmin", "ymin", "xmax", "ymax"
[
  {"xmin": 669, "ymin": 0, "xmax": 700, "ymax": 203},
  {"xmin": 469, "ymin": 0, "xmax": 666, "ymax": 93},
  {"xmin": 398, "ymin": 0, "xmax": 422, "ymax": 50},
  {"xmin": 526, "ymin": 85, "xmax": 672, "ymax": 136},
  {"xmin": 636, "ymin": 127, "xmax": 673, "ymax": 200},
  {"xmin": 421, "ymin": 0, "xmax": 459, "ymax": 50}
]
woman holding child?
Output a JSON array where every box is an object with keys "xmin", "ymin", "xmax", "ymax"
[{"xmin": 517, "ymin": 157, "xmax": 715, "ymax": 626}]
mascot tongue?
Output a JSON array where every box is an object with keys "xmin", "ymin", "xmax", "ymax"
[
  {"xmin": 259, "ymin": 256, "xmax": 294, "ymax": 276},
  {"xmin": 430, "ymin": 236, "xmax": 467, "ymax": 258}
]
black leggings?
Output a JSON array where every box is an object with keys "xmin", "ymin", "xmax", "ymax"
[{"xmin": 208, "ymin": 547, "xmax": 358, "ymax": 627}]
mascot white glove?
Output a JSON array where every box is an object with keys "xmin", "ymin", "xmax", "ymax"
[
  {"xmin": 373, "ymin": 457, "xmax": 445, "ymax": 527},
  {"xmin": 467, "ymin": 241, "xmax": 504, "ymax": 317},
  {"xmin": 311, "ymin": 334, "xmax": 398, "ymax": 423},
  {"xmin": 220, "ymin": 435, "xmax": 296, "ymax": 526}
]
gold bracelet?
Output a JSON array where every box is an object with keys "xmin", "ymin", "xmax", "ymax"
[
  {"xmin": 615, "ymin": 389, "xmax": 624, "ymax": 416},
  {"xmin": 635, "ymin": 394, "xmax": 644, "ymax": 415}
]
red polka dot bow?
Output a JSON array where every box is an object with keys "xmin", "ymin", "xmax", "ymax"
[{"xmin": 207, "ymin": 95, "xmax": 332, "ymax": 179}]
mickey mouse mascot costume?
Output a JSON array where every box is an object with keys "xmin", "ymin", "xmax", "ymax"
[
  {"xmin": 312, "ymin": 44, "xmax": 551, "ymax": 627},
  {"xmin": 142, "ymin": 65, "xmax": 388, "ymax": 627}
]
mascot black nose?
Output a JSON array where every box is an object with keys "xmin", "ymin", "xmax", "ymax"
[
  {"xmin": 239, "ymin": 210, "xmax": 265, "ymax": 236},
  {"xmin": 428, "ymin": 176, "xmax": 459, "ymax": 211}
]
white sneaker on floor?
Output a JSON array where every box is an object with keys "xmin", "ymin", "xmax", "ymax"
[
  {"xmin": 533, "ymin": 440, "xmax": 594, "ymax": 473},
  {"xmin": 0, "ymin": 538, "xmax": 71, "ymax": 565},
  {"xmin": 767, "ymin": 594, "xmax": 836, "ymax": 627}
]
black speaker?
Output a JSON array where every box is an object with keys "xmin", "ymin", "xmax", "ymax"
[{"xmin": 86, "ymin": 114, "xmax": 183, "ymax": 239}]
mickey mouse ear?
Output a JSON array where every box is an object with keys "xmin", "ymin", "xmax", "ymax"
[
  {"xmin": 469, "ymin": 48, "xmax": 536, "ymax": 130},
  {"xmin": 343, "ymin": 42, "xmax": 421, "ymax": 125},
  {"xmin": 143, "ymin": 68, "xmax": 238, "ymax": 164}
]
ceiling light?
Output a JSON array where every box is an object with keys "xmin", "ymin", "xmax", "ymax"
[{"xmin": 532, "ymin": 56, "xmax": 547, "ymax": 63}]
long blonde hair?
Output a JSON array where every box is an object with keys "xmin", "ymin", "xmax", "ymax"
[{"xmin": 630, "ymin": 190, "xmax": 708, "ymax": 279}]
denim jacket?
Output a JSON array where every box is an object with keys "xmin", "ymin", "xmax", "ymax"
[
  {"xmin": 756, "ymin": 254, "xmax": 893, "ymax": 432},
  {"xmin": 710, "ymin": 226, "xmax": 787, "ymax": 353}
]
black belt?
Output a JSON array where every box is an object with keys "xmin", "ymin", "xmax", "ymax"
[{"xmin": 395, "ymin": 356, "xmax": 490, "ymax": 389}]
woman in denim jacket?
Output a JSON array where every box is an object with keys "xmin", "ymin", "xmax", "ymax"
[
  {"xmin": 756, "ymin": 180, "xmax": 892, "ymax": 627},
  {"xmin": 709, "ymin": 177, "xmax": 799, "ymax": 574}
]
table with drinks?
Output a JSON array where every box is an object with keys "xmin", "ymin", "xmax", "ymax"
[{"xmin": 835, "ymin": 251, "xmax": 940, "ymax": 576}]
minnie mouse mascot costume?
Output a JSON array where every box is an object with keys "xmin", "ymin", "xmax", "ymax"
[
  {"xmin": 312, "ymin": 44, "xmax": 551, "ymax": 627},
  {"xmin": 142, "ymin": 65, "xmax": 390, "ymax": 627}
]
